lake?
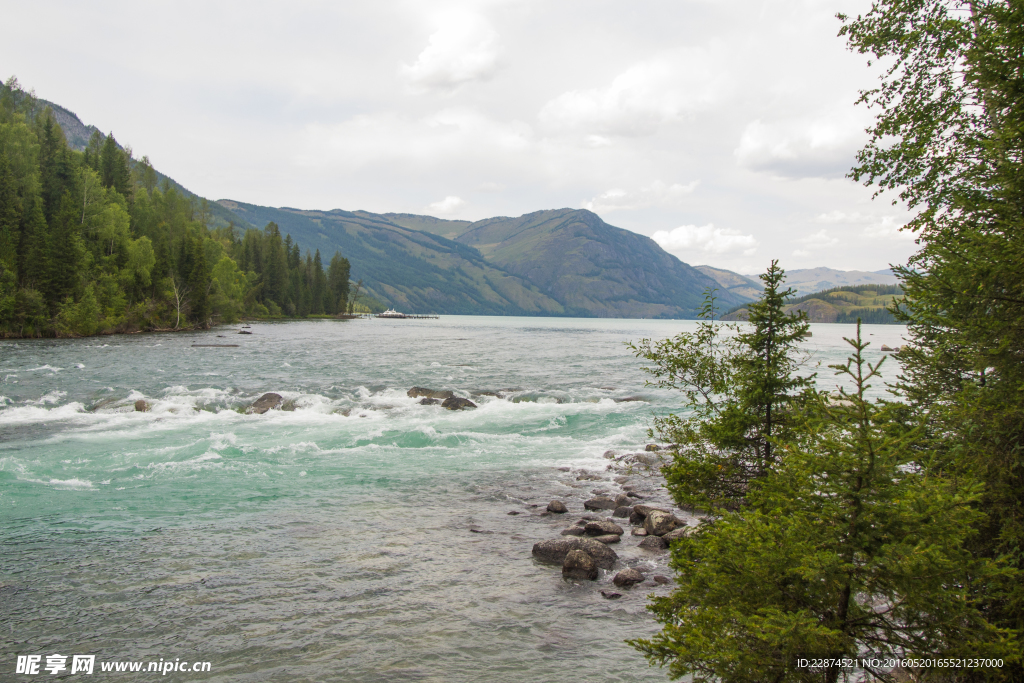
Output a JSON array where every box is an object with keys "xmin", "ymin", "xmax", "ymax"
[{"xmin": 0, "ymin": 316, "xmax": 907, "ymax": 681}]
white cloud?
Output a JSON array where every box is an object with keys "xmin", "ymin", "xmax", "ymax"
[
  {"xmin": 816, "ymin": 210, "xmax": 872, "ymax": 224},
  {"xmin": 734, "ymin": 107, "xmax": 871, "ymax": 179},
  {"xmin": 652, "ymin": 223, "xmax": 758, "ymax": 257},
  {"xmin": 863, "ymin": 216, "xmax": 914, "ymax": 241},
  {"xmin": 538, "ymin": 50, "xmax": 721, "ymax": 137},
  {"xmin": 299, "ymin": 108, "xmax": 533, "ymax": 169},
  {"xmin": 816, "ymin": 211, "xmax": 915, "ymax": 241},
  {"xmin": 582, "ymin": 180, "xmax": 699, "ymax": 212},
  {"xmin": 427, "ymin": 195, "xmax": 466, "ymax": 214},
  {"xmin": 401, "ymin": 12, "xmax": 502, "ymax": 92}
]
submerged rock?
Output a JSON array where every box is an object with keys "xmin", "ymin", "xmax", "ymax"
[
  {"xmin": 583, "ymin": 497, "xmax": 617, "ymax": 511},
  {"xmin": 612, "ymin": 568, "xmax": 644, "ymax": 587},
  {"xmin": 407, "ymin": 387, "xmax": 455, "ymax": 399},
  {"xmin": 600, "ymin": 590, "xmax": 622, "ymax": 599},
  {"xmin": 560, "ymin": 527, "xmax": 586, "ymax": 537},
  {"xmin": 547, "ymin": 500, "xmax": 568, "ymax": 514},
  {"xmin": 441, "ymin": 397, "xmax": 477, "ymax": 410},
  {"xmin": 638, "ymin": 535, "xmax": 669, "ymax": 552},
  {"xmin": 134, "ymin": 399, "xmax": 149, "ymax": 412},
  {"xmin": 590, "ymin": 534, "xmax": 621, "ymax": 544},
  {"xmin": 652, "ymin": 575, "xmax": 671, "ymax": 585},
  {"xmin": 584, "ymin": 520, "xmax": 623, "ymax": 537},
  {"xmin": 247, "ymin": 393, "xmax": 283, "ymax": 415},
  {"xmin": 418, "ymin": 397, "xmax": 441, "ymax": 405},
  {"xmin": 613, "ymin": 506, "xmax": 631, "ymax": 518},
  {"xmin": 562, "ymin": 549, "xmax": 598, "ymax": 581},
  {"xmin": 532, "ymin": 537, "xmax": 618, "ymax": 569}
]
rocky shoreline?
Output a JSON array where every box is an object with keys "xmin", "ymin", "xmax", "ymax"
[{"xmin": 527, "ymin": 450, "xmax": 692, "ymax": 597}]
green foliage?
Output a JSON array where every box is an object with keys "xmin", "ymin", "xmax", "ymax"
[
  {"xmin": 841, "ymin": 1, "xmax": 1024, "ymax": 671},
  {"xmin": 0, "ymin": 76, "xmax": 354, "ymax": 337},
  {"xmin": 630, "ymin": 262, "xmax": 812, "ymax": 510},
  {"xmin": 632, "ymin": 327, "xmax": 1017, "ymax": 681}
]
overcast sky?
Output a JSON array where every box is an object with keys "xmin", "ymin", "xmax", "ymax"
[{"xmin": 2, "ymin": 0, "xmax": 918, "ymax": 274}]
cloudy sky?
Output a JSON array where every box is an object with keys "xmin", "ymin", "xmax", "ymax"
[{"xmin": 2, "ymin": 0, "xmax": 918, "ymax": 274}]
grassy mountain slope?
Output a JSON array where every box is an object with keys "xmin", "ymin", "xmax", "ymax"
[
  {"xmin": 456, "ymin": 209, "xmax": 745, "ymax": 317},
  {"xmin": 694, "ymin": 265, "xmax": 762, "ymax": 301},
  {"xmin": 217, "ymin": 201, "xmax": 565, "ymax": 315},
  {"xmin": 724, "ymin": 284, "xmax": 904, "ymax": 324},
  {"xmin": 380, "ymin": 213, "xmax": 471, "ymax": 240}
]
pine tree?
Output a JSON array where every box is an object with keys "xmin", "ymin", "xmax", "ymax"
[
  {"xmin": 45, "ymin": 191, "xmax": 85, "ymax": 309},
  {"xmin": 632, "ymin": 325, "xmax": 1017, "ymax": 681},
  {"xmin": 18, "ymin": 199, "xmax": 48, "ymax": 290},
  {"xmin": 187, "ymin": 234, "xmax": 209, "ymax": 327},
  {"xmin": 631, "ymin": 261, "xmax": 813, "ymax": 510},
  {"xmin": 841, "ymin": 1, "xmax": 1024, "ymax": 662},
  {"xmin": 311, "ymin": 249, "xmax": 325, "ymax": 314},
  {"xmin": 327, "ymin": 252, "xmax": 350, "ymax": 313},
  {"xmin": 0, "ymin": 152, "xmax": 20, "ymax": 272}
]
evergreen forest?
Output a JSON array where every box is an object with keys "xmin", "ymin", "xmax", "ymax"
[
  {"xmin": 630, "ymin": 1, "xmax": 1024, "ymax": 680},
  {"xmin": 0, "ymin": 78, "xmax": 353, "ymax": 338}
]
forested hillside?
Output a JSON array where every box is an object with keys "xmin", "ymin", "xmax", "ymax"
[
  {"xmin": 217, "ymin": 202, "xmax": 745, "ymax": 318},
  {"xmin": 0, "ymin": 78, "xmax": 354, "ymax": 337}
]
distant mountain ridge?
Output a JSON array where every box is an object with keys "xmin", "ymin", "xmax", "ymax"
[
  {"xmin": 24, "ymin": 84, "xmax": 899, "ymax": 321},
  {"xmin": 216, "ymin": 202, "xmax": 746, "ymax": 318}
]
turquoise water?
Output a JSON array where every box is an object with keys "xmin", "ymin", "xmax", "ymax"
[{"xmin": 0, "ymin": 317, "xmax": 906, "ymax": 682}]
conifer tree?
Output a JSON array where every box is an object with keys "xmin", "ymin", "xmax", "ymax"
[
  {"xmin": 311, "ymin": 249, "xmax": 325, "ymax": 313},
  {"xmin": 327, "ymin": 253, "xmax": 350, "ymax": 314},
  {"xmin": 187, "ymin": 234, "xmax": 209, "ymax": 327},
  {"xmin": 18, "ymin": 199, "xmax": 48, "ymax": 290},
  {"xmin": 841, "ymin": 1, "xmax": 1024, "ymax": 660},
  {"xmin": 0, "ymin": 152, "xmax": 20, "ymax": 271},
  {"xmin": 631, "ymin": 261, "xmax": 812, "ymax": 510},
  {"xmin": 633, "ymin": 326, "xmax": 1016, "ymax": 682},
  {"xmin": 45, "ymin": 191, "xmax": 85, "ymax": 309}
]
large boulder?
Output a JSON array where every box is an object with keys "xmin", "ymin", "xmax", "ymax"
[
  {"xmin": 584, "ymin": 520, "xmax": 624, "ymax": 537},
  {"xmin": 644, "ymin": 510, "xmax": 679, "ymax": 537},
  {"xmin": 247, "ymin": 393, "xmax": 283, "ymax": 414},
  {"xmin": 441, "ymin": 397, "xmax": 477, "ymax": 410},
  {"xmin": 614, "ymin": 493, "xmax": 632, "ymax": 507},
  {"xmin": 134, "ymin": 399, "xmax": 150, "ymax": 412},
  {"xmin": 584, "ymin": 497, "xmax": 618, "ymax": 511},
  {"xmin": 408, "ymin": 387, "xmax": 454, "ymax": 399},
  {"xmin": 547, "ymin": 500, "xmax": 568, "ymax": 514},
  {"xmin": 613, "ymin": 568, "xmax": 645, "ymax": 587},
  {"xmin": 532, "ymin": 537, "xmax": 618, "ymax": 569},
  {"xmin": 562, "ymin": 549, "xmax": 598, "ymax": 580}
]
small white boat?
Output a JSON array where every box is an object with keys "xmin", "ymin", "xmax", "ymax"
[{"xmin": 377, "ymin": 309, "xmax": 407, "ymax": 319}]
